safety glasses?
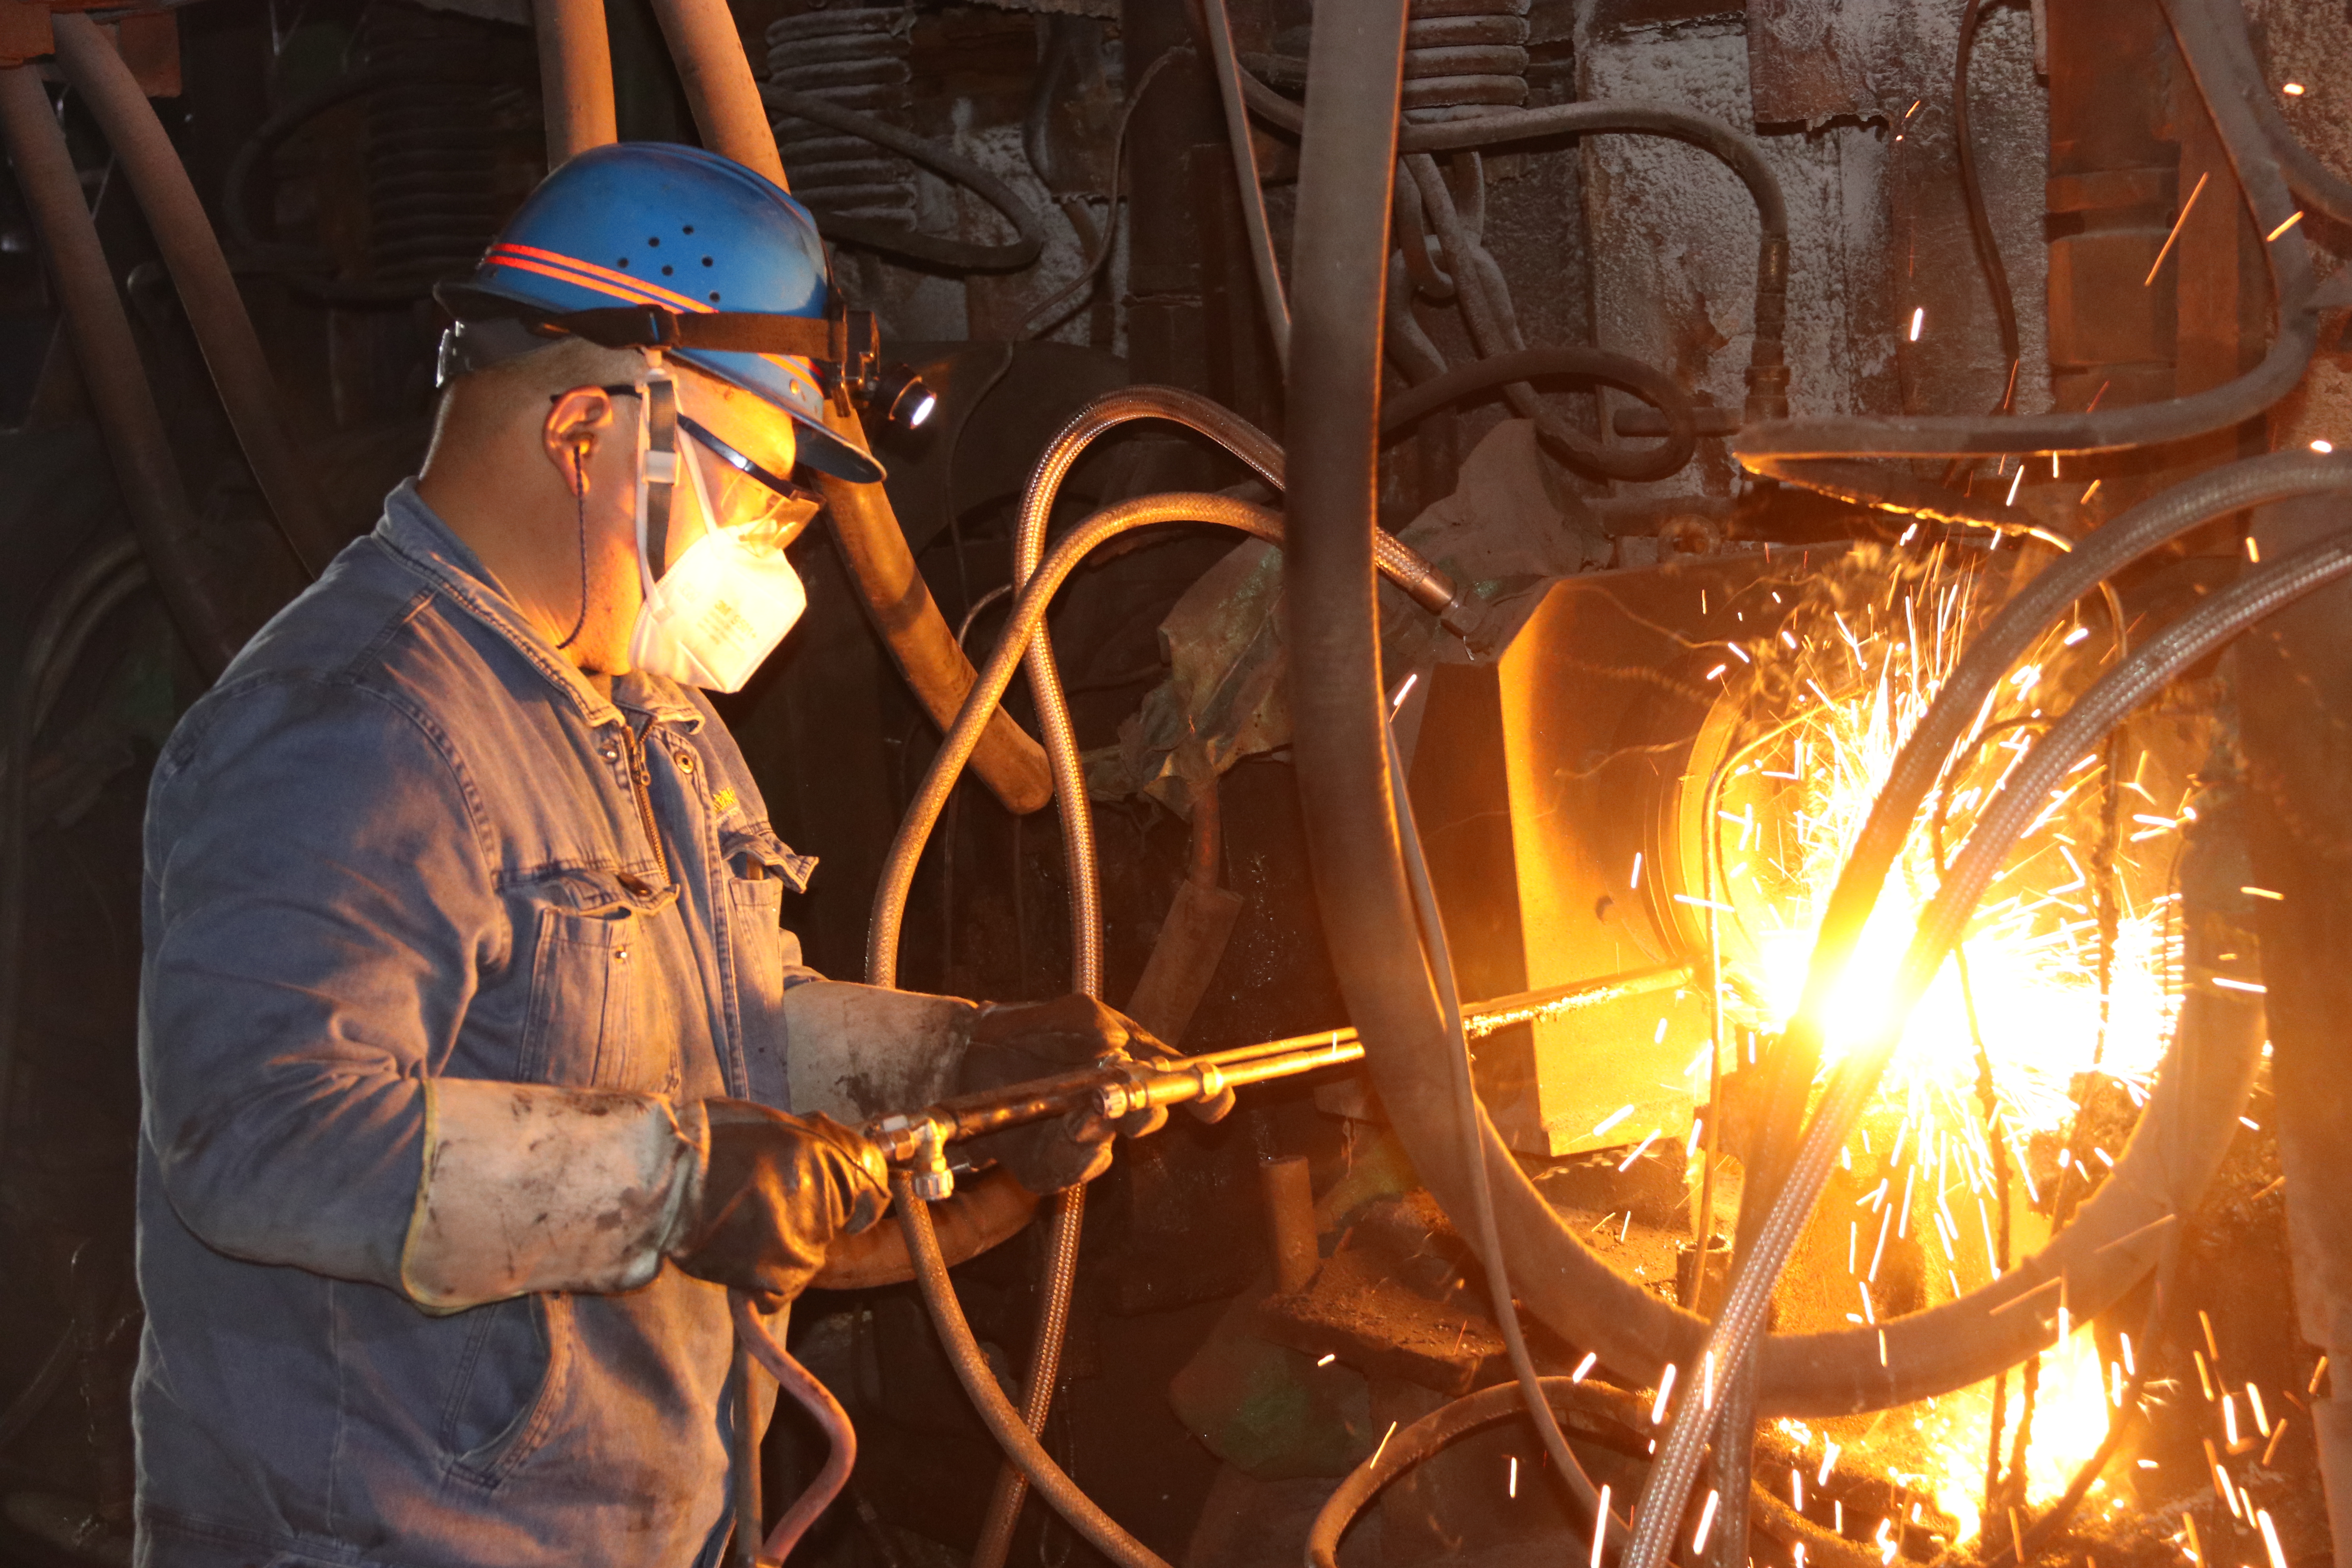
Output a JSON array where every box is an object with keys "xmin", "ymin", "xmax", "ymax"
[{"xmin": 592, "ymin": 385, "xmax": 824, "ymax": 549}]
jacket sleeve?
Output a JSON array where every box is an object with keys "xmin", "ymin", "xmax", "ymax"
[
  {"xmin": 780, "ymin": 980, "xmax": 977, "ymax": 1122},
  {"xmin": 141, "ymin": 673, "xmax": 511, "ymax": 1291}
]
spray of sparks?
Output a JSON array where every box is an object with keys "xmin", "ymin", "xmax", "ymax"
[{"xmin": 1700, "ymin": 544, "xmax": 2187, "ymax": 1541}]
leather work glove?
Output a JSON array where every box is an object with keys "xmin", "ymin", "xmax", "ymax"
[
  {"xmin": 953, "ymin": 995, "xmax": 1235, "ymax": 1195},
  {"xmin": 667, "ymin": 1100, "xmax": 891, "ymax": 1310}
]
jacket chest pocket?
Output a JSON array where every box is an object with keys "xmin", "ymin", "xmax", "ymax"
[
  {"xmin": 517, "ymin": 875, "xmax": 679, "ymax": 1094},
  {"xmin": 724, "ymin": 827, "xmax": 812, "ymax": 1109}
]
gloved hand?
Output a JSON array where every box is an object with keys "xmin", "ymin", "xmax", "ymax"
[
  {"xmin": 953, "ymin": 995, "xmax": 1234, "ymax": 1194},
  {"xmin": 667, "ymin": 1100, "xmax": 891, "ymax": 1310}
]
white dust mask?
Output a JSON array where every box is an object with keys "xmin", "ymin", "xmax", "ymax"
[{"xmin": 624, "ymin": 370, "xmax": 808, "ymax": 692}]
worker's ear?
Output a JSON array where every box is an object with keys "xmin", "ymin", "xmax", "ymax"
[{"xmin": 543, "ymin": 386, "xmax": 618, "ymax": 499}]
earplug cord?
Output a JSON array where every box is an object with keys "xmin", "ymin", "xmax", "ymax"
[{"xmin": 555, "ymin": 445, "xmax": 591, "ymax": 651}]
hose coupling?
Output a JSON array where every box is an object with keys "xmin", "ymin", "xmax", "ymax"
[
  {"xmin": 875, "ymin": 1113, "xmax": 956, "ymax": 1200},
  {"xmin": 1095, "ymin": 1059, "xmax": 1227, "ymax": 1121}
]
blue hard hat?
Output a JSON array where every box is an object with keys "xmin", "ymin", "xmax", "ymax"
[{"xmin": 443, "ymin": 142, "xmax": 882, "ymax": 484}]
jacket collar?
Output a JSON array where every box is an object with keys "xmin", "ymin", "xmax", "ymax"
[{"xmin": 376, "ymin": 481, "xmax": 705, "ymax": 731}]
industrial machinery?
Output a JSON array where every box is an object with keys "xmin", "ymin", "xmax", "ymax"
[{"xmin": 0, "ymin": 0, "xmax": 2345, "ymax": 1565}]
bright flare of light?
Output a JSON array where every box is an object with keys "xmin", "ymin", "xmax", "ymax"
[
  {"xmin": 1853, "ymin": 1325, "xmax": 2120, "ymax": 1543},
  {"xmin": 1723, "ymin": 548, "xmax": 2184, "ymax": 1543},
  {"xmin": 2312, "ymin": 439, "xmax": 2334, "ymax": 454}
]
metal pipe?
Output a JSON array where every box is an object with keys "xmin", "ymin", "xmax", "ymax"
[
  {"xmin": 646, "ymin": 0, "xmax": 789, "ymax": 190},
  {"xmin": 0, "ymin": 65, "xmax": 240, "ymax": 675},
  {"xmin": 51, "ymin": 15, "xmax": 341, "ymax": 580},
  {"xmin": 529, "ymin": 0, "xmax": 617, "ymax": 167},
  {"xmin": 867, "ymin": 966, "xmax": 1695, "ymax": 1163},
  {"xmin": 1260, "ymin": 1156, "xmax": 1317, "ymax": 1296}
]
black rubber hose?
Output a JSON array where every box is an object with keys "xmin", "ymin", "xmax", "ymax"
[
  {"xmin": 2205, "ymin": 0, "xmax": 2352, "ymax": 229},
  {"xmin": 1303, "ymin": 1377, "xmax": 1882, "ymax": 1568},
  {"xmin": 760, "ymin": 85, "xmax": 1046, "ymax": 272},
  {"xmin": 896, "ymin": 1173, "xmax": 1167, "ymax": 1568},
  {"xmin": 1381, "ymin": 345, "xmax": 1698, "ymax": 480},
  {"xmin": 220, "ymin": 67, "xmax": 474, "ymax": 306},
  {"xmin": 1246, "ymin": 79, "xmax": 1790, "ymax": 421},
  {"xmin": 1734, "ymin": 0, "xmax": 2313, "ymax": 469},
  {"xmin": 1953, "ymin": 0, "xmax": 2022, "ymax": 378},
  {"xmin": 1239, "ymin": 80, "xmax": 1786, "ymax": 238}
]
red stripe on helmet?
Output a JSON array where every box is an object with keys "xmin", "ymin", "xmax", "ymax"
[{"xmin": 488, "ymin": 243, "xmax": 710, "ymax": 315}]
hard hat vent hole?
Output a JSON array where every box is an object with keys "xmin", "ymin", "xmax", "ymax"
[
  {"xmin": 710, "ymin": 292, "xmax": 721, "ymax": 303},
  {"xmin": 662, "ymin": 265, "xmax": 674, "ymax": 275},
  {"xmin": 702, "ymin": 257, "xmax": 714, "ymax": 267},
  {"xmin": 682, "ymin": 225, "xmax": 694, "ymax": 235},
  {"xmin": 647, "ymin": 236, "xmax": 660, "ymax": 247},
  {"xmin": 616, "ymin": 257, "xmax": 630, "ymax": 268}
]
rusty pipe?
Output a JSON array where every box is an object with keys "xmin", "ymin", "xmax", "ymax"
[
  {"xmin": 646, "ymin": 0, "xmax": 788, "ymax": 190},
  {"xmin": 808, "ymin": 1168, "xmax": 1037, "ymax": 1290},
  {"xmin": 51, "ymin": 15, "xmax": 341, "ymax": 581},
  {"xmin": 815, "ymin": 403, "xmax": 1054, "ymax": 815},
  {"xmin": 530, "ymin": 0, "xmax": 616, "ymax": 167},
  {"xmin": 0, "ymin": 65, "xmax": 238, "ymax": 675}
]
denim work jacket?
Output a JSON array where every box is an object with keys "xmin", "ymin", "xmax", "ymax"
[{"xmin": 134, "ymin": 481, "xmax": 819, "ymax": 1568}]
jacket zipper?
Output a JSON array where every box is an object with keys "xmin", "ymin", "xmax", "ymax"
[{"xmin": 621, "ymin": 724, "xmax": 672, "ymax": 887}]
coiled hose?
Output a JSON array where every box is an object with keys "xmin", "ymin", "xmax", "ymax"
[
  {"xmin": 1303, "ymin": 1377, "xmax": 1879, "ymax": 1568},
  {"xmin": 1622, "ymin": 532, "xmax": 2352, "ymax": 1568},
  {"xmin": 891, "ymin": 491, "xmax": 1288, "ymax": 1568},
  {"xmin": 873, "ymin": 480, "xmax": 1467, "ymax": 1562},
  {"xmin": 968, "ymin": 387, "xmax": 1301, "ymax": 1568},
  {"xmin": 757, "ymin": 83, "xmax": 1046, "ymax": 271}
]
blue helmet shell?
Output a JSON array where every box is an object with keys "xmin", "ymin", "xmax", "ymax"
[{"xmin": 456, "ymin": 142, "xmax": 881, "ymax": 483}]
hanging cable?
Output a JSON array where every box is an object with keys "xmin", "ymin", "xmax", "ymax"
[
  {"xmin": 1202, "ymin": 0, "xmax": 1290, "ymax": 368},
  {"xmin": 1951, "ymin": 0, "xmax": 2021, "ymax": 384}
]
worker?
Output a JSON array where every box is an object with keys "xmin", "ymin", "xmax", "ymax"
[{"xmin": 132, "ymin": 143, "xmax": 1173, "ymax": 1568}]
